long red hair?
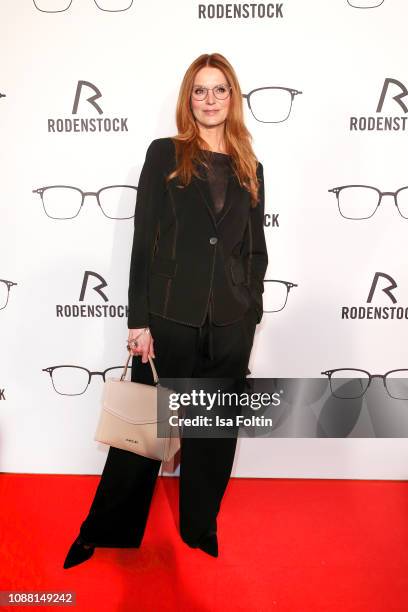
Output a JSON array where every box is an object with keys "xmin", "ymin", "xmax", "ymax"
[{"xmin": 166, "ymin": 53, "xmax": 261, "ymax": 207}]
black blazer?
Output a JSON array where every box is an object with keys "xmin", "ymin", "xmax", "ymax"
[{"xmin": 127, "ymin": 137, "xmax": 268, "ymax": 329}]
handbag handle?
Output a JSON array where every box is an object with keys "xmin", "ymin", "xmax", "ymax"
[{"xmin": 120, "ymin": 351, "xmax": 159, "ymax": 384}]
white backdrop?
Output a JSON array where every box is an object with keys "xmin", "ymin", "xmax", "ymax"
[{"xmin": 1, "ymin": 0, "xmax": 408, "ymax": 478}]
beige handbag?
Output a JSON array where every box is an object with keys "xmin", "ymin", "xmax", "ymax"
[{"xmin": 94, "ymin": 351, "xmax": 180, "ymax": 462}]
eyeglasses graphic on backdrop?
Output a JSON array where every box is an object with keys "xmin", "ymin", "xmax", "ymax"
[
  {"xmin": 32, "ymin": 185, "xmax": 137, "ymax": 220},
  {"xmin": 263, "ymin": 280, "xmax": 298, "ymax": 312},
  {"xmin": 42, "ymin": 364, "xmax": 130, "ymax": 395},
  {"xmin": 347, "ymin": 0, "xmax": 384, "ymax": 8},
  {"xmin": 242, "ymin": 87, "xmax": 302, "ymax": 123},
  {"xmin": 321, "ymin": 368, "xmax": 408, "ymax": 400},
  {"xmin": 32, "ymin": 0, "xmax": 133, "ymax": 12},
  {"xmin": 328, "ymin": 185, "xmax": 408, "ymax": 220},
  {"xmin": 0, "ymin": 279, "xmax": 17, "ymax": 310}
]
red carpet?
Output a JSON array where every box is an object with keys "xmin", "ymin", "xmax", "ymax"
[{"xmin": 1, "ymin": 474, "xmax": 407, "ymax": 611}]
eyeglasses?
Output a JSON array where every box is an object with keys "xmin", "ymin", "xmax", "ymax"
[
  {"xmin": 42, "ymin": 364, "xmax": 130, "ymax": 395},
  {"xmin": 32, "ymin": 0, "xmax": 133, "ymax": 12},
  {"xmin": 0, "ymin": 93, "xmax": 6, "ymax": 99},
  {"xmin": 347, "ymin": 0, "xmax": 384, "ymax": 7},
  {"xmin": 0, "ymin": 279, "xmax": 17, "ymax": 310},
  {"xmin": 191, "ymin": 83, "xmax": 232, "ymax": 101},
  {"xmin": 263, "ymin": 280, "xmax": 298, "ymax": 313},
  {"xmin": 328, "ymin": 185, "xmax": 408, "ymax": 220},
  {"xmin": 32, "ymin": 185, "xmax": 137, "ymax": 220},
  {"xmin": 321, "ymin": 368, "xmax": 408, "ymax": 400},
  {"xmin": 242, "ymin": 86, "xmax": 302, "ymax": 123}
]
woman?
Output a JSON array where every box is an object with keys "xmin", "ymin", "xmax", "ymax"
[{"xmin": 64, "ymin": 52, "xmax": 268, "ymax": 568}]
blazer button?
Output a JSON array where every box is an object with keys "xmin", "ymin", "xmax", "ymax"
[{"xmin": 209, "ymin": 237, "xmax": 218, "ymax": 245}]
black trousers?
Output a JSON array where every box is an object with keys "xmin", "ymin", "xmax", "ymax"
[{"xmin": 79, "ymin": 306, "xmax": 257, "ymax": 548}]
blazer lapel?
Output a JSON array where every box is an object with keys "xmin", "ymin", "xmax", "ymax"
[
  {"xmin": 192, "ymin": 175, "xmax": 217, "ymax": 228},
  {"xmin": 216, "ymin": 171, "xmax": 241, "ymax": 226}
]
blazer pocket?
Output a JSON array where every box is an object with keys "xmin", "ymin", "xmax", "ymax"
[
  {"xmin": 230, "ymin": 257, "xmax": 247, "ymax": 285},
  {"xmin": 150, "ymin": 256, "xmax": 177, "ymax": 278}
]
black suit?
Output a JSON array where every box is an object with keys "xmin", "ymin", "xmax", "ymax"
[
  {"xmin": 78, "ymin": 138, "xmax": 268, "ymax": 553},
  {"xmin": 128, "ymin": 137, "xmax": 268, "ymax": 329}
]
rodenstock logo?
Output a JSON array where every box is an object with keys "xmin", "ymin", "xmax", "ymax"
[
  {"xmin": 264, "ymin": 212, "xmax": 279, "ymax": 229},
  {"xmin": 56, "ymin": 271, "xmax": 129, "ymax": 318},
  {"xmin": 350, "ymin": 78, "xmax": 408, "ymax": 132},
  {"xmin": 197, "ymin": 2, "xmax": 285, "ymax": 19},
  {"xmin": 48, "ymin": 80, "xmax": 129, "ymax": 134},
  {"xmin": 341, "ymin": 272, "xmax": 408, "ymax": 319},
  {"xmin": 0, "ymin": 388, "xmax": 5, "ymax": 400}
]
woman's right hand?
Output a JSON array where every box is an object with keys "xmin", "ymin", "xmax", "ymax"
[{"xmin": 127, "ymin": 328, "xmax": 155, "ymax": 364}]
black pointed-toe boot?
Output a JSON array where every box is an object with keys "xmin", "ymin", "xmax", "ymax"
[
  {"xmin": 63, "ymin": 535, "xmax": 95, "ymax": 569},
  {"xmin": 181, "ymin": 517, "xmax": 219, "ymax": 558},
  {"xmin": 197, "ymin": 531, "xmax": 218, "ymax": 557}
]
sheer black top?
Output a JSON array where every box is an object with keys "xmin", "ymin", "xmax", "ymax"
[{"xmin": 201, "ymin": 150, "xmax": 232, "ymax": 217}]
